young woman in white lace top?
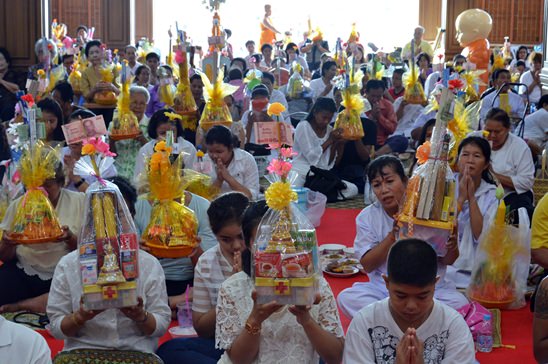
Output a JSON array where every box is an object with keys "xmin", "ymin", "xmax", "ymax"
[{"xmin": 215, "ymin": 201, "xmax": 345, "ymax": 364}]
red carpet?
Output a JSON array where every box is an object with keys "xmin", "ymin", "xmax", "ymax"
[{"xmin": 38, "ymin": 208, "xmax": 534, "ymax": 362}]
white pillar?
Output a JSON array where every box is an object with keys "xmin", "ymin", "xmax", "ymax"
[{"xmin": 542, "ymin": 0, "xmax": 548, "ymax": 93}]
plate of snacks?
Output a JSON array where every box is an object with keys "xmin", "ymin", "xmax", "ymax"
[{"xmin": 323, "ymin": 261, "xmax": 360, "ymax": 277}]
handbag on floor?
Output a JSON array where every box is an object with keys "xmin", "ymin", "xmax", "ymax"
[{"xmin": 304, "ymin": 166, "xmax": 346, "ymax": 203}]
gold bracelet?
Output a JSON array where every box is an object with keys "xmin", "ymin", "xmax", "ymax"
[
  {"xmin": 71, "ymin": 313, "xmax": 84, "ymax": 326},
  {"xmin": 245, "ymin": 320, "xmax": 261, "ymax": 335},
  {"xmin": 135, "ymin": 311, "xmax": 149, "ymax": 324}
]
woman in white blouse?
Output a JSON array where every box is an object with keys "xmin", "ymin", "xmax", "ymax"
[
  {"xmin": 215, "ymin": 200, "xmax": 344, "ymax": 364},
  {"xmin": 309, "ymin": 61, "xmax": 337, "ymax": 101},
  {"xmin": 133, "ymin": 108, "xmax": 197, "ymax": 184},
  {"xmin": 293, "ymin": 97, "xmax": 358, "ymax": 198},
  {"xmin": 484, "ymin": 108, "xmax": 535, "ymax": 221},
  {"xmin": 204, "ymin": 125, "xmax": 260, "ymax": 199}
]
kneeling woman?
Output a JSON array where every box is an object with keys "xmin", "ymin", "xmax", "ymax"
[
  {"xmin": 292, "ymin": 97, "xmax": 358, "ymax": 199},
  {"xmin": 448, "ymin": 136, "xmax": 499, "ymax": 288},
  {"xmin": 215, "ymin": 200, "xmax": 344, "ymax": 364},
  {"xmin": 337, "ymin": 156, "xmax": 468, "ymax": 319}
]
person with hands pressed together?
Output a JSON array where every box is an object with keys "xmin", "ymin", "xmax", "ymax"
[
  {"xmin": 80, "ymin": 40, "xmax": 120, "ymax": 103},
  {"xmin": 343, "ymin": 239, "xmax": 474, "ymax": 364},
  {"xmin": 0, "ymin": 162, "xmax": 84, "ymax": 313},
  {"xmin": 447, "ymin": 136, "xmax": 498, "ymax": 288},
  {"xmin": 309, "ymin": 61, "xmax": 337, "ymax": 101},
  {"xmin": 216, "ymin": 200, "xmax": 344, "ymax": 364},
  {"xmin": 203, "ymin": 125, "xmax": 259, "ymax": 200},
  {"xmin": 337, "ymin": 156, "xmax": 467, "ymax": 319},
  {"xmin": 157, "ymin": 192, "xmax": 249, "ymax": 364}
]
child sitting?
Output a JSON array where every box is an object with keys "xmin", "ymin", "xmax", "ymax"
[{"xmin": 343, "ymin": 239, "xmax": 475, "ymax": 363}]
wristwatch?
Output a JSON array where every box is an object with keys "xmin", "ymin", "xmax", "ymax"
[{"xmin": 74, "ymin": 179, "xmax": 86, "ymax": 188}]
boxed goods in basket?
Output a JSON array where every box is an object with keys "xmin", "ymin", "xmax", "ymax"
[{"xmin": 253, "ymin": 146, "xmax": 320, "ymax": 305}]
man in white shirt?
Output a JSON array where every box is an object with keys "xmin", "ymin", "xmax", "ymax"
[
  {"xmin": 125, "ymin": 45, "xmax": 142, "ymax": 76},
  {"xmin": 343, "ymin": 239, "xmax": 475, "ymax": 364},
  {"xmin": 0, "ymin": 316, "xmax": 52, "ymax": 364},
  {"xmin": 520, "ymin": 52, "xmax": 543, "ymax": 105},
  {"xmin": 522, "ymin": 95, "xmax": 548, "ymax": 156},
  {"xmin": 401, "ymin": 26, "xmax": 434, "ymax": 62},
  {"xmin": 480, "ymin": 69, "xmax": 525, "ymax": 125}
]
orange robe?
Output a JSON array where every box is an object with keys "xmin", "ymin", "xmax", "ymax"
[
  {"xmin": 260, "ymin": 17, "xmax": 276, "ymax": 47},
  {"xmin": 461, "ymin": 38, "xmax": 490, "ymax": 93}
]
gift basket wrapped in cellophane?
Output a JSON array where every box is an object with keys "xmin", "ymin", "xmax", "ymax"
[
  {"xmin": 110, "ymin": 61, "xmax": 140, "ymax": 141},
  {"xmin": 68, "ymin": 52, "xmax": 84, "ymax": 95},
  {"xmin": 141, "ymin": 141, "xmax": 199, "ymax": 258},
  {"xmin": 75, "ymin": 138, "xmax": 139, "ymax": 310},
  {"xmin": 183, "ymin": 160, "xmax": 219, "ymax": 201},
  {"xmin": 397, "ymin": 89, "xmax": 456, "ymax": 256},
  {"xmin": 6, "ymin": 141, "xmax": 64, "ymax": 243},
  {"xmin": 253, "ymin": 146, "xmax": 320, "ymax": 305},
  {"xmin": 173, "ymin": 47, "xmax": 198, "ymax": 130},
  {"xmin": 287, "ymin": 62, "xmax": 305, "ymax": 99},
  {"xmin": 93, "ymin": 64, "xmax": 118, "ymax": 105},
  {"xmin": 403, "ymin": 65, "xmax": 426, "ymax": 105},
  {"xmin": 334, "ymin": 56, "xmax": 371, "ymax": 140},
  {"xmin": 198, "ymin": 69, "xmax": 239, "ymax": 131},
  {"xmin": 467, "ymin": 199, "xmax": 530, "ymax": 309}
]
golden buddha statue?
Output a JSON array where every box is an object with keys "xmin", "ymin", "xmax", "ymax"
[{"xmin": 96, "ymin": 242, "xmax": 126, "ymax": 286}]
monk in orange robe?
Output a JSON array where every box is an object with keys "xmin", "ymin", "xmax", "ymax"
[{"xmin": 260, "ymin": 4, "xmax": 280, "ymax": 47}]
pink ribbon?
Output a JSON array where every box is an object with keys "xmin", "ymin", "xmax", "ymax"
[{"xmin": 91, "ymin": 173, "xmax": 107, "ymax": 187}]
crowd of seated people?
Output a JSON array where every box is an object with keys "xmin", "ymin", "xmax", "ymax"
[{"xmin": 0, "ymin": 13, "xmax": 547, "ymax": 363}]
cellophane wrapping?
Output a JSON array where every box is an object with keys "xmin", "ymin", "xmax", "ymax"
[
  {"xmin": 287, "ymin": 63, "xmax": 305, "ymax": 99},
  {"xmin": 110, "ymin": 71, "xmax": 140, "ymax": 141},
  {"xmin": 403, "ymin": 65, "xmax": 426, "ymax": 105},
  {"xmin": 142, "ymin": 142, "xmax": 199, "ymax": 258},
  {"xmin": 198, "ymin": 69, "xmax": 238, "ymax": 131},
  {"xmin": 183, "ymin": 168, "xmax": 219, "ymax": 201},
  {"xmin": 7, "ymin": 142, "xmax": 63, "ymax": 243},
  {"xmin": 79, "ymin": 180, "xmax": 139, "ymax": 310},
  {"xmin": 93, "ymin": 64, "xmax": 117, "ymax": 105},
  {"xmin": 173, "ymin": 50, "xmax": 198, "ymax": 123},
  {"xmin": 467, "ymin": 202, "xmax": 530, "ymax": 309},
  {"xmin": 253, "ymin": 170, "xmax": 320, "ymax": 305},
  {"xmin": 398, "ymin": 89, "xmax": 456, "ymax": 255}
]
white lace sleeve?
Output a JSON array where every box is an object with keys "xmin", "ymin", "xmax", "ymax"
[
  {"xmin": 215, "ymin": 280, "xmax": 245, "ymax": 350},
  {"xmin": 317, "ymin": 277, "xmax": 344, "ymax": 338}
]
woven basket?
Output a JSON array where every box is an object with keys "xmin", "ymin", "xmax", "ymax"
[{"xmin": 534, "ymin": 150, "xmax": 548, "ymax": 205}]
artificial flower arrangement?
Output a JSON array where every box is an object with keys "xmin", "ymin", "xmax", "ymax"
[
  {"xmin": 468, "ymin": 193, "xmax": 530, "ymax": 309},
  {"xmin": 141, "ymin": 140, "xmax": 199, "ymax": 258},
  {"xmin": 397, "ymin": 88, "xmax": 457, "ymax": 256},
  {"xmin": 198, "ymin": 69, "xmax": 239, "ymax": 131},
  {"xmin": 460, "ymin": 68, "xmax": 485, "ymax": 104},
  {"xmin": 93, "ymin": 63, "xmax": 118, "ymax": 105},
  {"xmin": 5, "ymin": 141, "xmax": 63, "ymax": 244},
  {"xmin": 333, "ymin": 55, "xmax": 371, "ymax": 140},
  {"xmin": 75, "ymin": 138, "xmax": 139, "ymax": 310},
  {"xmin": 110, "ymin": 60, "xmax": 141, "ymax": 141},
  {"xmin": 253, "ymin": 142, "xmax": 320, "ymax": 305},
  {"xmin": 172, "ymin": 31, "xmax": 198, "ymax": 131}
]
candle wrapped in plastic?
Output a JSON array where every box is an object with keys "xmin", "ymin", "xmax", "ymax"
[
  {"xmin": 198, "ymin": 69, "xmax": 239, "ymax": 131},
  {"xmin": 173, "ymin": 49, "xmax": 198, "ymax": 132},
  {"xmin": 6, "ymin": 142, "xmax": 63, "ymax": 244},
  {"xmin": 75, "ymin": 138, "xmax": 140, "ymax": 310},
  {"xmin": 467, "ymin": 200, "xmax": 530, "ymax": 309},
  {"xmin": 93, "ymin": 64, "xmax": 118, "ymax": 105},
  {"xmin": 141, "ymin": 141, "xmax": 199, "ymax": 258},
  {"xmin": 110, "ymin": 63, "xmax": 140, "ymax": 141}
]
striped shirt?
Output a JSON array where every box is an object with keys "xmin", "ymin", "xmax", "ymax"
[{"xmin": 192, "ymin": 244, "xmax": 233, "ymax": 313}]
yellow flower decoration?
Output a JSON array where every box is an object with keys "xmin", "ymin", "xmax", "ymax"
[
  {"xmin": 482, "ymin": 130, "xmax": 490, "ymax": 138},
  {"xmin": 164, "ymin": 111, "xmax": 182, "ymax": 121},
  {"xmin": 267, "ymin": 102, "xmax": 286, "ymax": 117},
  {"xmin": 154, "ymin": 140, "xmax": 172, "ymax": 154},
  {"xmin": 265, "ymin": 181, "xmax": 297, "ymax": 211},
  {"xmin": 37, "ymin": 69, "xmax": 46, "ymax": 78},
  {"xmin": 196, "ymin": 150, "xmax": 205, "ymax": 158},
  {"xmin": 81, "ymin": 144, "xmax": 96, "ymax": 155}
]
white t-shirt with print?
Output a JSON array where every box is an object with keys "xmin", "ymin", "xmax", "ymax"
[{"xmin": 343, "ymin": 298, "xmax": 474, "ymax": 364}]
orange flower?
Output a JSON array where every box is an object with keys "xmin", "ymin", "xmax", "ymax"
[
  {"xmin": 154, "ymin": 140, "xmax": 172, "ymax": 154},
  {"xmin": 81, "ymin": 143, "xmax": 96, "ymax": 156},
  {"xmin": 416, "ymin": 141, "xmax": 431, "ymax": 165},
  {"xmin": 267, "ymin": 102, "xmax": 286, "ymax": 117}
]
